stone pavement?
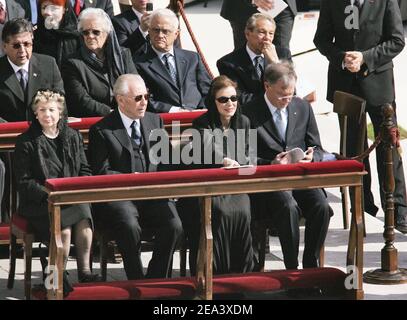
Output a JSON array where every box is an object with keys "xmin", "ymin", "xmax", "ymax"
[{"xmin": 0, "ymin": 0, "xmax": 406, "ymax": 300}]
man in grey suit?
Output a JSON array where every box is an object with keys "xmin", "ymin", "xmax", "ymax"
[
  {"xmin": 0, "ymin": 18, "xmax": 64, "ymax": 122},
  {"xmin": 134, "ymin": 8, "xmax": 211, "ymax": 113},
  {"xmin": 314, "ymin": 0, "xmax": 407, "ymax": 233},
  {"xmin": 88, "ymin": 74, "xmax": 183, "ymax": 279},
  {"xmin": 243, "ymin": 62, "xmax": 331, "ymax": 270},
  {"xmin": 220, "ymin": 0, "xmax": 297, "ymax": 50}
]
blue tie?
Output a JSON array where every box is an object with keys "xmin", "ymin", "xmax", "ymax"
[
  {"xmin": 30, "ymin": 0, "xmax": 38, "ymax": 25},
  {"xmin": 163, "ymin": 53, "xmax": 178, "ymax": 84},
  {"xmin": 130, "ymin": 121, "xmax": 141, "ymax": 146},
  {"xmin": 275, "ymin": 109, "xmax": 286, "ymax": 142}
]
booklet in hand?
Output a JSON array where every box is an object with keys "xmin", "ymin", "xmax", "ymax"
[{"xmin": 285, "ymin": 147, "xmax": 307, "ymax": 164}]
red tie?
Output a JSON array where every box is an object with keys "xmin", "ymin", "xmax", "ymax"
[
  {"xmin": 0, "ymin": 3, "xmax": 6, "ymax": 24},
  {"xmin": 74, "ymin": 0, "xmax": 81, "ymax": 16}
]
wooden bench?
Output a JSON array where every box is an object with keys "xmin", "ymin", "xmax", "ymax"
[{"xmin": 44, "ymin": 161, "xmax": 366, "ymax": 300}]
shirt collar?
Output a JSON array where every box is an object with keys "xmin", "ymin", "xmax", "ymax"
[
  {"xmin": 151, "ymin": 45, "xmax": 175, "ymax": 61},
  {"xmin": 118, "ymin": 107, "xmax": 140, "ymax": 131},
  {"xmin": 246, "ymin": 44, "xmax": 264, "ymax": 63},
  {"xmin": 264, "ymin": 93, "xmax": 287, "ymax": 116},
  {"xmin": 131, "ymin": 7, "xmax": 143, "ymax": 22},
  {"xmin": 7, "ymin": 58, "xmax": 30, "ymax": 74}
]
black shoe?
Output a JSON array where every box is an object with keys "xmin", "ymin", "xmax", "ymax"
[
  {"xmin": 63, "ymin": 271, "xmax": 74, "ymax": 298},
  {"xmin": 79, "ymin": 272, "xmax": 103, "ymax": 283},
  {"xmin": 395, "ymin": 208, "xmax": 407, "ymax": 234}
]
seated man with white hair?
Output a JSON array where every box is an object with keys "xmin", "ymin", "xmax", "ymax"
[
  {"xmin": 88, "ymin": 73, "xmax": 183, "ymax": 280},
  {"xmin": 134, "ymin": 8, "xmax": 211, "ymax": 113}
]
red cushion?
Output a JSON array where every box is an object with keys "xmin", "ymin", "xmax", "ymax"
[
  {"xmin": 0, "ymin": 121, "xmax": 29, "ymax": 134},
  {"xmin": 67, "ymin": 117, "xmax": 102, "ymax": 130},
  {"xmin": 45, "ymin": 160, "xmax": 364, "ymax": 192},
  {"xmin": 160, "ymin": 110, "xmax": 207, "ymax": 125},
  {"xmin": 0, "ymin": 223, "xmax": 9, "ymax": 241},
  {"xmin": 212, "ymin": 267, "xmax": 346, "ymax": 294},
  {"xmin": 32, "ymin": 268, "xmax": 346, "ymax": 300},
  {"xmin": 11, "ymin": 213, "xmax": 30, "ymax": 232}
]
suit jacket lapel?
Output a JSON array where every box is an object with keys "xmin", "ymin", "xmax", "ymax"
[
  {"xmin": 27, "ymin": 55, "xmax": 41, "ymax": 107},
  {"xmin": 140, "ymin": 116, "xmax": 151, "ymax": 156},
  {"xmin": 6, "ymin": 0, "xmax": 19, "ymax": 21},
  {"xmin": 3, "ymin": 60, "xmax": 24, "ymax": 102},
  {"xmin": 239, "ymin": 48, "xmax": 259, "ymax": 81},
  {"xmin": 174, "ymin": 48, "xmax": 187, "ymax": 88},
  {"xmin": 111, "ymin": 111, "xmax": 135, "ymax": 171},
  {"xmin": 148, "ymin": 49, "xmax": 179, "ymax": 91},
  {"xmin": 127, "ymin": 9, "xmax": 140, "ymax": 31},
  {"xmin": 359, "ymin": 0, "xmax": 373, "ymax": 27},
  {"xmin": 285, "ymin": 102, "xmax": 297, "ymax": 146},
  {"xmin": 258, "ymin": 98, "xmax": 285, "ymax": 147}
]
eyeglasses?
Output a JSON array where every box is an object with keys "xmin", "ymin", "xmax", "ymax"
[
  {"xmin": 124, "ymin": 94, "xmax": 150, "ymax": 102},
  {"xmin": 81, "ymin": 29, "xmax": 102, "ymax": 37},
  {"xmin": 216, "ymin": 95, "xmax": 238, "ymax": 103},
  {"xmin": 150, "ymin": 27, "xmax": 174, "ymax": 36},
  {"xmin": 10, "ymin": 42, "xmax": 33, "ymax": 49}
]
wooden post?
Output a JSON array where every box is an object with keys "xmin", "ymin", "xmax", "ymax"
[{"xmin": 363, "ymin": 104, "xmax": 407, "ymax": 284}]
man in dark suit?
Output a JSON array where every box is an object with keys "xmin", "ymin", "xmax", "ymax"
[
  {"xmin": 243, "ymin": 62, "xmax": 331, "ymax": 269},
  {"xmin": 314, "ymin": 0, "xmax": 407, "ymax": 233},
  {"xmin": 220, "ymin": 0, "xmax": 297, "ymax": 50},
  {"xmin": 134, "ymin": 8, "xmax": 211, "ymax": 113},
  {"xmin": 112, "ymin": 0, "xmax": 153, "ymax": 56},
  {"xmin": 0, "ymin": 0, "xmax": 26, "ymax": 55},
  {"xmin": 0, "ymin": 18, "xmax": 64, "ymax": 122},
  {"xmin": 88, "ymin": 73, "xmax": 183, "ymax": 279},
  {"xmin": 217, "ymin": 13, "xmax": 291, "ymax": 105}
]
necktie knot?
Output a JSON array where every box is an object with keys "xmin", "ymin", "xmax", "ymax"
[
  {"xmin": 163, "ymin": 53, "xmax": 178, "ymax": 84},
  {"xmin": 254, "ymin": 55, "xmax": 264, "ymax": 79},
  {"xmin": 131, "ymin": 120, "xmax": 141, "ymax": 146}
]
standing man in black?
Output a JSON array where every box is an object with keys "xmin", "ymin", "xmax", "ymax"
[
  {"xmin": 217, "ymin": 13, "xmax": 291, "ymax": 105},
  {"xmin": 314, "ymin": 0, "xmax": 407, "ymax": 233},
  {"xmin": 0, "ymin": 0, "xmax": 26, "ymax": 56},
  {"xmin": 243, "ymin": 62, "xmax": 331, "ymax": 269},
  {"xmin": 112, "ymin": 0, "xmax": 153, "ymax": 56},
  {"xmin": 88, "ymin": 74, "xmax": 183, "ymax": 279},
  {"xmin": 220, "ymin": 0, "xmax": 297, "ymax": 50}
]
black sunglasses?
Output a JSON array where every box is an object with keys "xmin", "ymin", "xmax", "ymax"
[
  {"xmin": 126, "ymin": 94, "xmax": 150, "ymax": 102},
  {"xmin": 10, "ymin": 42, "xmax": 33, "ymax": 49},
  {"xmin": 81, "ymin": 29, "xmax": 102, "ymax": 36},
  {"xmin": 216, "ymin": 95, "xmax": 238, "ymax": 103}
]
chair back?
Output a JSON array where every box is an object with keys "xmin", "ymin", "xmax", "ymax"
[{"xmin": 333, "ymin": 91, "xmax": 367, "ymax": 156}]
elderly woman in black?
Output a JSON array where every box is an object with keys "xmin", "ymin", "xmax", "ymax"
[
  {"xmin": 62, "ymin": 8, "xmax": 137, "ymax": 117},
  {"xmin": 33, "ymin": 0, "xmax": 80, "ymax": 69},
  {"xmin": 177, "ymin": 75, "xmax": 254, "ymax": 275},
  {"xmin": 14, "ymin": 90, "xmax": 101, "ymax": 295}
]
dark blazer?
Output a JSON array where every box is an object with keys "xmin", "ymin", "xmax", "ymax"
[
  {"xmin": 217, "ymin": 46, "xmax": 291, "ymax": 105},
  {"xmin": 5, "ymin": 0, "xmax": 25, "ymax": 22},
  {"xmin": 313, "ymin": 0, "xmax": 405, "ymax": 106},
  {"xmin": 62, "ymin": 48, "xmax": 137, "ymax": 117},
  {"xmin": 220, "ymin": 0, "xmax": 297, "ymax": 23},
  {"xmin": 14, "ymin": 123, "xmax": 91, "ymax": 219},
  {"xmin": 0, "ymin": 53, "xmax": 64, "ymax": 122},
  {"xmin": 134, "ymin": 46, "xmax": 211, "ymax": 113},
  {"xmin": 83, "ymin": 0, "xmax": 114, "ymax": 17},
  {"xmin": 112, "ymin": 9, "xmax": 147, "ymax": 55},
  {"xmin": 242, "ymin": 95, "xmax": 324, "ymax": 164},
  {"xmin": 88, "ymin": 109, "xmax": 163, "ymax": 175}
]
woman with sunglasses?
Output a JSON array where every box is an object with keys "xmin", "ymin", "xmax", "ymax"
[
  {"xmin": 33, "ymin": 0, "xmax": 80, "ymax": 69},
  {"xmin": 14, "ymin": 89, "xmax": 102, "ymax": 297},
  {"xmin": 177, "ymin": 75, "xmax": 254, "ymax": 275},
  {"xmin": 62, "ymin": 8, "xmax": 137, "ymax": 117}
]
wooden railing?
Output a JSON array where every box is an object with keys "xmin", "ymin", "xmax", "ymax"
[{"xmin": 45, "ymin": 161, "xmax": 366, "ymax": 300}]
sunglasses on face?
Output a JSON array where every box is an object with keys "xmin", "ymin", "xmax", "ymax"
[
  {"xmin": 126, "ymin": 94, "xmax": 150, "ymax": 102},
  {"xmin": 10, "ymin": 42, "xmax": 33, "ymax": 49},
  {"xmin": 216, "ymin": 95, "xmax": 238, "ymax": 103},
  {"xmin": 81, "ymin": 29, "xmax": 102, "ymax": 37},
  {"xmin": 150, "ymin": 27, "xmax": 174, "ymax": 36}
]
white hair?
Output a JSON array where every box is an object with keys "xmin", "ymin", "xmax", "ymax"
[
  {"xmin": 77, "ymin": 8, "xmax": 112, "ymax": 33},
  {"xmin": 150, "ymin": 8, "xmax": 179, "ymax": 30},
  {"xmin": 113, "ymin": 74, "xmax": 146, "ymax": 96}
]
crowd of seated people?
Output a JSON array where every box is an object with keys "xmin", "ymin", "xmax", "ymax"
[{"xmin": 2, "ymin": 0, "xmax": 397, "ymax": 297}]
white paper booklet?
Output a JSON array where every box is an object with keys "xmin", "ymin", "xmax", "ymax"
[{"xmin": 255, "ymin": 0, "xmax": 288, "ymax": 18}]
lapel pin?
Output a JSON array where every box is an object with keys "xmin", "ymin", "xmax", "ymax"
[{"xmin": 33, "ymin": 73, "xmax": 38, "ymax": 77}]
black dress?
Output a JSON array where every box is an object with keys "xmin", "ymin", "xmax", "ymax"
[
  {"xmin": 177, "ymin": 113, "xmax": 254, "ymax": 275},
  {"xmin": 14, "ymin": 121, "xmax": 92, "ymax": 241}
]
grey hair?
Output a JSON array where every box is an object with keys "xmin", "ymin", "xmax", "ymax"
[
  {"xmin": 32, "ymin": 90, "xmax": 65, "ymax": 115},
  {"xmin": 77, "ymin": 8, "xmax": 113, "ymax": 33},
  {"xmin": 264, "ymin": 61, "xmax": 297, "ymax": 86},
  {"xmin": 150, "ymin": 8, "xmax": 179, "ymax": 30},
  {"xmin": 245, "ymin": 13, "xmax": 276, "ymax": 32},
  {"xmin": 113, "ymin": 74, "xmax": 146, "ymax": 96}
]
